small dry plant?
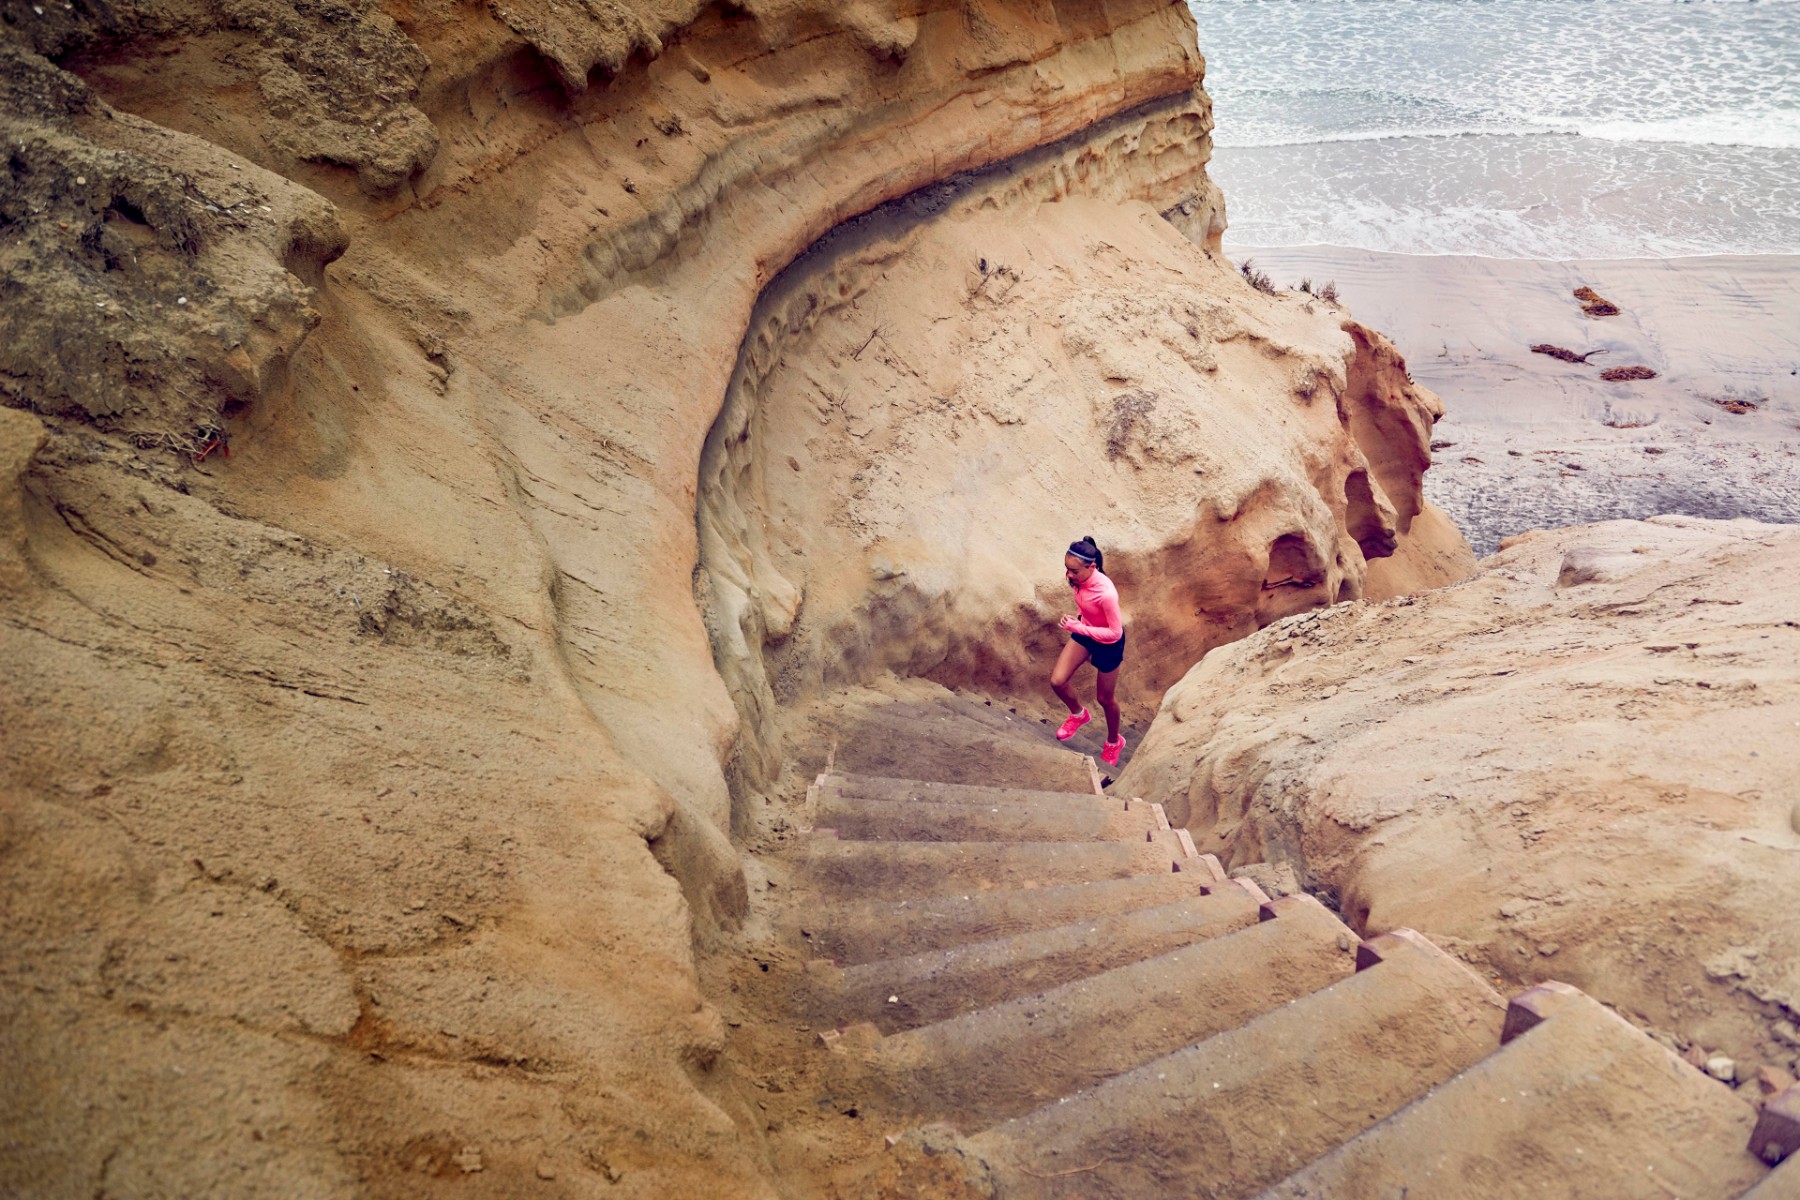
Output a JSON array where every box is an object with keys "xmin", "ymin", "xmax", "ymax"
[{"xmin": 1239, "ymin": 259, "xmax": 1276, "ymax": 294}]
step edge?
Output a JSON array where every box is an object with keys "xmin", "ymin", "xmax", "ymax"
[
  {"xmin": 827, "ymin": 770, "xmax": 1093, "ymax": 799},
  {"xmin": 834, "ymin": 889, "xmax": 1262, "ymax": 986},
  {"xmin": 1252, "ymin": 985, "xmax": 1768, "ymax": 1198},
  {"xmin": 967, "ymin": 934, "xmax": 1510, "ymax": 1148},
  {"xmin": 858, "ymin": 898, "xmax": 1360, "ymax": 1055}
]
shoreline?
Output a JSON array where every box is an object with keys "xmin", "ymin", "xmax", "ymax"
[
  {"xmin": 1230, "ymin": 242, "xmax": 1800, "ymax": 265},
  {"xmin": 1228, "ymin": 245, "xmax": 1800, "ymax": 554}
]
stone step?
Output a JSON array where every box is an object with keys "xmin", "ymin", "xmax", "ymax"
[
  {"xmin": 967, "ymin": 929, "xmax": 1506, "ymax": 1198},
  {"xmin": 792, "ymin": 832, "xmax": 1190, "ymax": 900},
  {"xmin": 835, "ymin": 701, "xmax": 1060, "ymax": 741},
  {"xmin": 812, "ymin": 793, "xmax": 1150, "ymax": 844},
  {"xmin": 827, "ymin": 707, "xmax": 1089, "ymax": 791},
  {"xmin": 1254, "ymin": 983, "xmax": 1767, "ymax": 1200},
  {"xmin": 844, "ymin": 895, "xmax": 1358, "ymax": 1129},
  {"xmin": 789, "ymin": 873, "xmax": 1225, "ymax": 966},
  {"xmin": 801, "ymin": 886, "xmax": 1262, "ymax": 1033},
  {"xmin": 1738, "ymin": 1155, "xmax": 1796, "ymax": 1199},
  {"xmin": 823, "ymin": 772, "xmax": 1098, "ymax": 808},
  {"xmin": 1747, "ymin": 1083, "xmax": 1800, "ymax": 1178}
]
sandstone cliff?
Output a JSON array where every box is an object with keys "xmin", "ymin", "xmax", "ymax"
[
  {"xmin": 698, "ymin": 187, "xmax": 1467, "ymax": 792},
  {"xmin": 2, "ymin": 1, "xmax": 1469, "ymax": 1194},
  {"xmin": 1121, "ymin": 516, "xmax": 1800, "ymax": 1086}
]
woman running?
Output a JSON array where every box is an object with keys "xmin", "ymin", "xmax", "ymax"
[{"xmin": 1051, "ymin": 536, "xmax": 1127, "ymax": 766}]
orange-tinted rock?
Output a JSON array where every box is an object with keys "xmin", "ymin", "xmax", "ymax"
[{"xmin": 697, "ymin": 195, "xmax": 1470, "ymax": 790}]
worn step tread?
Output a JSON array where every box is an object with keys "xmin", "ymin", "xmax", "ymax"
[
  {"xmin": 792, "ymin": 834, "xmax": 1187, "ymax": 899},
  {"xmin": 804, "ymin": 887, "xmax": 1263, "ymax": 1032},
  {"xmin": 786, "ymin": 873, "xmax": 1220, "ymax": 966},
  {"xmin": 834, "ymin": 704, "xmax": 1065, "ymax": 741},
  {"xmin": 852, "ymin": 896, "xmax": 1358, "ymax": 1128},
  {"xmin": 812, "ymin": 793, "xmax": 1152, "ymax": 845},
  {"xmin": 969, "ymin": 932, "xmax": 1506, "ymax": 1199},
  {"xmin": 824, "ymin": 772, "xmax": 1098, "ymax": 808},
  {"xmin": 1255, "ymin": 987, "xmax": 1767, "ymax": 1200}
]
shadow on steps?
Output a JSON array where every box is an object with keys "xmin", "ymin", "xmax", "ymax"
[{"xmin": 789, "ymin": 684, "xmax": 1148, "ymax": 793}]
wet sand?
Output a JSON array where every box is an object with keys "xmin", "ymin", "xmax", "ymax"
[{"xmin": 1229, "ymin": 247, "xmax": 1800, "ymax": 553}]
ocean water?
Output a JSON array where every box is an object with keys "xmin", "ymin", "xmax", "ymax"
[{"xmin": 1191, "ymin": 0, "xmax": 1800, "ymax": 257}]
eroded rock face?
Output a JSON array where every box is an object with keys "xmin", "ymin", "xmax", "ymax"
[
  {"xmin": 0, "ymin": 2, "xmax": 1294, "ymax": 1195},
  {"xmin": 698, "ymin": 186, "xmax": 1467, "ymax": 790},
  {"xmin": 0, "ymin": 42, "xmax": 345, "ymax": 438},
  {"xmin": 6, "ymin": 0, "xmax": 435, "ymax": 193},
  {"xmin": 0, "ymin": 407, "xmax": 46, "ymax": 592},
  {"xmin": 1120, "ymin": 515, "xmax": 1800, "ymax": 1077}
]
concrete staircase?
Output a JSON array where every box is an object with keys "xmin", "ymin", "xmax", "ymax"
[{"xmin": 765, "ymin": 718, "xmax": 1794, "ymax": 1199}]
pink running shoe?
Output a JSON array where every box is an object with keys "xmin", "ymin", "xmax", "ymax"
[
  {"xmin": 1055, "ymin": 709, "xmax": 1091, "ymax": 741},
  {"xmin": 1101, "ymin": 736, "xmax": 1125, "ymax": 767}
]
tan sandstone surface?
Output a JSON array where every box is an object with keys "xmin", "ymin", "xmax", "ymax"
[
  {"xmin": 698, "ymin": 185, "xmax": 1470, "ymax": 794},
  {"xmin": 2, "ymin": 1, "xmax": 1474, "ymax": 1195},
  {"xmin": 1120, "ymin": 515, "xmax": 1800, "ymax": 1085}
]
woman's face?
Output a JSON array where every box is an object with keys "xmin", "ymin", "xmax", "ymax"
[{"xmin": 1065, "ymin": 554, "xmax": 1094, "ymax": 585}]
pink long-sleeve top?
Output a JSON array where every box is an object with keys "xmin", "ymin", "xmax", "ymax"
[{"xmin": 1066, "ymin": 570, "xmax": 1124, "ymax": 644}]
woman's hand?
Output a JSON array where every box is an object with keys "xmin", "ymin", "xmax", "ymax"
[{"xmin": 1058, "ymin": 615, "xmax": 1079, "ymax": 632}]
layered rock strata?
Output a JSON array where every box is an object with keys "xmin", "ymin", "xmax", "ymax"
[
  {"xmin": 0, "ymin": 3, "xmax": 1237, "ymax": 1195},
  {"xmin": 3, "ymin": 0, "xmax": 1466, "ymax": 1194}
]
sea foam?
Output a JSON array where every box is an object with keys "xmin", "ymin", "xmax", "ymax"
[{"xmin": 1193, "ymin": 0, "xmax": 1800, "ymax": 257}]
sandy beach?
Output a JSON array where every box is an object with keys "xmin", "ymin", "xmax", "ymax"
[{"xmin": 1230, "ymin": 248, "xmax": 1800, "ymax": 552}]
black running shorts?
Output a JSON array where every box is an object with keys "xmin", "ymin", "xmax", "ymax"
[{"xmin": 1072, "ymin": 629, "xmax": 1126, "ymax": 673}]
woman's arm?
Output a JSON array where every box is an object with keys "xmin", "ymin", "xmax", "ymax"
[{"xmin": 1062, "ymin": 587, "xmax": 1122, "ymax": 643}]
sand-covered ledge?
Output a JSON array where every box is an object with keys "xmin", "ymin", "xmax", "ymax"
[{"xmin": 1227, "ymin": 249, "xmax": 1800, "ymax": 552}]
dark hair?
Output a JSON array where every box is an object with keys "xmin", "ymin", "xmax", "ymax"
[{"xmin": 1067, "ymin": 536, "xmax": 1103, "ymax": 571}]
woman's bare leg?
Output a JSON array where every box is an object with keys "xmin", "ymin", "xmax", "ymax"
[
  {"xmin": 1095, "ymin": 666, "xmax": 1122, "ymax": 740},
  {"xmin": 1050, "ymin": 641, "xmax": 1090, "ymax": 713}
]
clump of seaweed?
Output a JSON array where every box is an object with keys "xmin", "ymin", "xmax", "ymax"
[
  {"xmin": 1600, "ymin": 365, "xmax": 1658, "ymax": 382},
  {"xmin": 1531, "ymin": 343, "xmax": 1599, "ymax": 364},
  {"xmin": 1574, "ymin": 286, "xmax": 1620, "ymax": 316}
]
